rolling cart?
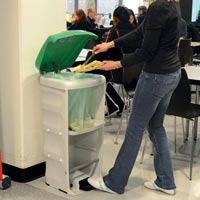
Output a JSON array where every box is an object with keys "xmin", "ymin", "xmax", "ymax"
[{"xmin": 35, "ymin": 31, "xmax": 106, "ymax": 195}]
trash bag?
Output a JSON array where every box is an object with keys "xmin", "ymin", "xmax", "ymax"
[
  {"xmin": 47, "ymin": 72, "xmax": 97, "ymax": 131},
  {"xmin": 68, "ymin": 88, "xmax": 94, "ymax": 131}
]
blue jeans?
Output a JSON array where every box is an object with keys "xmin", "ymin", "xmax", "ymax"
[{"xmin": 103, "ymin": 69, "xmax": 181, "ymax": 194}]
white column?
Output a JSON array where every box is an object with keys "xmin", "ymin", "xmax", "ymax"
[{"xmin": 0, "ymin": 0, "xmax": 65, "ymax": 168}]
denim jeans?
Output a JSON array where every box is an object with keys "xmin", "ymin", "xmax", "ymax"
[{"xmin": 103, "ymin": 69, "xmax": 181, "ymax": 194}]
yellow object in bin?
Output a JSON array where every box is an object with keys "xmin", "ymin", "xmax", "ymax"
[{"xmin": 71, "ymin": 60, "xmax": 103, "ymax": 72}]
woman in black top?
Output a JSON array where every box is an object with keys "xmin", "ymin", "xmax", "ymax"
[
  {"xmin": 129, "ymin": 9, "xmax": 138, "ymax": 28},
  {"xmin": 91, "ymin": 6, "xmax": 137, "ymax": 116},
  {"xmin": 68, "ymin": 9, "xmax": 89, "ymax": 31},
  {"xmin": 137, "ymin": 5, "xmax": 147, "ymax": 25},
  {"xmin": 88, "ymin": 0, "xmax": 181, "ymax": 195}
]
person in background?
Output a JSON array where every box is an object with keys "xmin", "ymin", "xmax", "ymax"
[
  {"xmin": 90, "ymin": 6, "xmax": 137, "ymax": 116},
  {"xmin": 180, "ymin": 18, "xmax": 187, "ymax": 39},
  {"xmin": 87, "ymin": 8, "xmax": 99, "ymax": 30},
  {"xmin": 68, "ymin": 9, "xmax": 89, "ymax": 31},
  {"xmin": 86, "ymin": 8, "xmax": 105, "ymax": 39},
  {"xmin": 129, "ymin": 9, "xmax": 138, "ymax": 28},
  {"xmin": 137, "ymin": 5, "xmax": 147, "ymax": 25},
  {"xmin": 88, "ymin": 0, "xmax": 181, "ymax": 195},
  {"xmin": 187, "ymin": 22, "xmax": 200, "ymax": 42},
  {"xmin": 194, "ymin": 14, "xmax": 200, "ymax": 32}
]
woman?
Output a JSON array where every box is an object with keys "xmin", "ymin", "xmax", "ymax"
[
  {"xmin": 68, "ymin": 9, "xmax": 89, "ymax": 31},
  {"xmin": 137, "ymin": 5, "xmax": 147, "ymax": 25},
  {"xmin": 88, "ymin": 0, "xmax": 181, "ymax": 195},
  {"xmin": 129, "ymin": 9, "xmax": 138, "ymax": 28},
  {"xmin": 91, "ymin": 6, "xmax": 137, "ymax": 116}
]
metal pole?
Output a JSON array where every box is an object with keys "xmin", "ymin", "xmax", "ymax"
[{"xmin": 75, "ymin": 0, "xmax": 78, "ymax": 11}]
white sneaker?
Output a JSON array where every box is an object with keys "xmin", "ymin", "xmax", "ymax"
[
  {"xmin": 144, "ymin": 181, "xmax": 176, "ymax": 195},
  {"xmin": 88, "ymin": 177, "xmax": 117, "ymax": 194}
]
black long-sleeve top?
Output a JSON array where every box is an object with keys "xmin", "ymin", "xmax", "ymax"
[
  {"xmin": 114, "ymin": 0, "xmax": 181, "ymax": 74},
  {"xmin": 97, "ymin": 22, "xmax": 137, "ymax": 61},
  {"xmin": 68, "ymin": 19, "xmax": 90, "ymax": 31}
]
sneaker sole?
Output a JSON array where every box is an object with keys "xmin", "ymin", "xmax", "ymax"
[{"xmin": 144, "ymin": 182, "xmax": 176, "ymax": 195}]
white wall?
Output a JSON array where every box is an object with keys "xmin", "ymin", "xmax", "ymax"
[
  {"xmin": 0, "ymin": 0, "xmax": 66, "ymax": 168},
  {"xmin": 0, "ymin": 0, "xmax": 22, "ymax": 167}
]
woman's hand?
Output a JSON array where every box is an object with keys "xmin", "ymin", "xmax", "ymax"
[
  {"xmin": 93, "ymin": 41, "xmax": 115, "ymax": 54},
  {"xmin": 97, "ymin": 61, "xmax": 122, "ymax": 71}
]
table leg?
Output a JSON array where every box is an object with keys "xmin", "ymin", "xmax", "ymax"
[
  {"xmin": 185, "ymin": 119, "xmax": 189, "ymax": 142},
  {"xmin": 194, "ymin": 118, "xmax": 198, "ymax": 140},
  {"xmin": 194, "ymin": 86, "xmax": 199, "ymax": 140},
  {"xmin": 195, "ymin": 85, "xmax": 199, "ymax": 104}
]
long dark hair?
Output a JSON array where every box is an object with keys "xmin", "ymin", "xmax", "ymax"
[
  {"xmin": 113, "ymin": 6, "xmax": 130, "ymax": 23},
  {"xmin": 129, "ymin": 9, "xmax": 138, "ymax": 27}
]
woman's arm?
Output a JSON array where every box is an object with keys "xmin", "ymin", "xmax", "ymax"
[
  {"xmin": 120, "ymin": 28, "xmax": 162, "ymax": 67},
  {"xmin": 114, "ymin": 26, "xmax": 143, "ymax": 49},
  {"xmin": 97, "ymin": 28, "xmax": 161, "ymax": 71},
  {"xmin": 97, "ymin": 3, "xmax": 167, "ymax": 71},
  {"xmin": 120, "ymin": 3, "xmax": 167, "ymax": 67},
  {"xmin": 93, "ymin": 26, "xmax": 143, "ymax": 54}
]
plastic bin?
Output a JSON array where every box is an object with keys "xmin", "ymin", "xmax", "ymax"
[{"xmin": 35, "ymin": 31, "xmax": 106, "ymax": 195}]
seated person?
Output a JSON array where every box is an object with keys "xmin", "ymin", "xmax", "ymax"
[
  {"xmin": 187, "ymin": 22, "xmax": 200, "ymax": 42},
  {"xmin": 187, "ymin": 22, "xmax": 200, "ymax": 54},
  {"xmin": 85, "ymin": 8, "xmax": 107, "ymax": 41},
  {"xmin": 87, "ymin": 8, "xmax": 99, "ymax": 30},
  {"xmin": 129, "ymin": 9, "xmax": 137, "ymax": 28},
  {"xmin": 90, "ymin": 6, "xmax": 139, "ymax": 116},
  {"xmin": 194, "ymin": 15, "xmax": 200, "ymax": 32},
  {"xmin": 68, "ymin": 9, "xmax": 89, "ymax": 31},
  {"xmin": 137, "ymin": 5, "xmax": 147, "ymax": 26},
  {"xmin": 180, "ymin": 18, "xmax": 187, "ymax": 39}
]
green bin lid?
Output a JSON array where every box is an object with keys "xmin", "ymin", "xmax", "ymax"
[{"xmin": 35, "ymin": 30, "xmax": 98, "ymax": 74}]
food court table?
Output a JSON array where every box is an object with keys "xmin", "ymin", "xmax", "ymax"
[
  {"xmin": 185, "ymin": 66, "xmax": 200, "ymax": 85},
  {"xmin": 179, "ymin": 66, "xmax": 200, "ymax": 157},
  {"xmin": 191, "ymin": 42, "xmax": 200, "ymax": 47},
  {"xmin": 185, "ymin": 66, "xmax": 200, "ymax": 104}
]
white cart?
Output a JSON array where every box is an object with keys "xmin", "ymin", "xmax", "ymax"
[{"xmin": 35, "ymin": 31, "xmax": 106, "ymax": 195}]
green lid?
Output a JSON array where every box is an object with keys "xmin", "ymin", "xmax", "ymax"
[{"xmin": 35, "ymin": 30, "xmax": 98, "ymax": 74}]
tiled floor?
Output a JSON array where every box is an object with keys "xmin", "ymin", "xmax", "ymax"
[{"xmin": 1, "ymin": 115, "xmax": 200, "ymax": 200}]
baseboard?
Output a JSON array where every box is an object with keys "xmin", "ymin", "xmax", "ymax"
[{"xmin": 2, "ymin": 162, "xmax": 46, "ymax": 183}]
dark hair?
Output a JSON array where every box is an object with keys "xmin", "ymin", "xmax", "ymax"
[
  {"xmin": 128, "ymin": 9, "xmax": 137, "ymax": 27},
  {"xmin": 113, "ymin": 6, "xmax": 130, "ymax": 22},
  {"xmin": 138, "ymin": 6, "xmax": 147, "ymax": 13}
]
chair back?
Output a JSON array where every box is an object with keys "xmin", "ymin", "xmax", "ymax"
[
  {"xmin": 166, "ymin": 68, "xmax": 191, "ymax": 115},
  {"xmin": 178, "ymin": 38, "xmax": 193, "ymax": 67},
  {"xmin": 122, "ymin": 62, "xmax": 143, "ymax": 97}
]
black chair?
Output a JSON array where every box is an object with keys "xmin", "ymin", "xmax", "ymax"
[
  {"xmin": 178, "ymin": 38, "xmax": 193, "ymax": 67},
  {"xmin": 166, "ymin": 68, "xmax": 200, "ymax": 180},
  {"xmin": 123, "ymin": 62, "xmax": 143, "ymax": 97}
]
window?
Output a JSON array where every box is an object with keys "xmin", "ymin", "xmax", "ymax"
[
  {"xmin": 122, "ymin": 0, "xmax": 144, "ymax": 14},
  {"xmin": 192, "ymin": 0, "xmax": 200, "ymax": 22},
  {"xmin": 97, "ymin": 0, "xmax": 119, "ymax": 14},
  {"xmin": 66, "ymin": 0, "xmax": 75, "ymax": 15}
]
